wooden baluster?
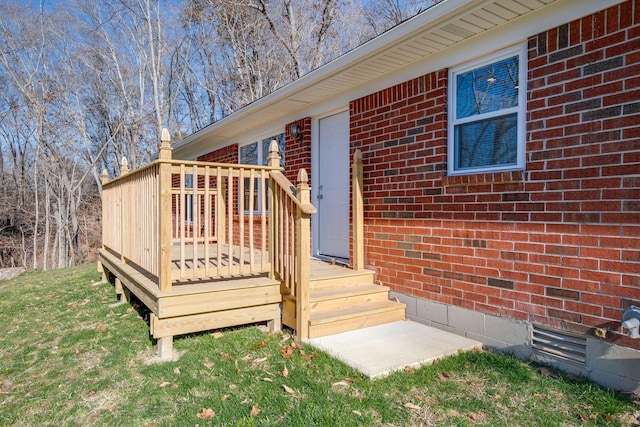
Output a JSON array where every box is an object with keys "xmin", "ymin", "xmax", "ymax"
[
  {"xmin": 295, "ymin": 168, "xmax": 311, "ymax": 341},
  {"xmin": 204, "ymin": 166, "xmax": 210, "ymax": 277},
  {"xmin": 239, "ymin": 167, "xmax": 245, "ymax": 274},
  {"xmin": 180, "ymin": 164, "xmax": 186, "ymax": 279}
]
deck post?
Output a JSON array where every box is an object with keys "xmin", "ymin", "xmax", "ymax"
[
  {"xmin": 158, "ymin": 128, "xmax": 173, "ymax": 293},
  {"xmin": 352, "ymin": 149, "xmax": 364, "ymax": 271},
  {"xmin": 295, "ymin": 168, "xmax": 311, "ymax": 340},
  {"xmin": 99, "ymin": 169, "xmax": 109, "ymax": 281},
  {"xmin": 267, "ymin": 140, "xmax": 281, "ymax": 281},
  {"xmin": 158, "ymin": 336, "xmax": 173, "ymax": 361}
]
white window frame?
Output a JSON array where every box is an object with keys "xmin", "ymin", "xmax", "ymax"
[{"xmin": 447, "ymin": 45, "xmax": 526, "ymax": 176}]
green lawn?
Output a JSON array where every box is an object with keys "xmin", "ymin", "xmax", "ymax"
[{"xmin": 0, "ymin": 264, "xmax": 637, "ymax": 426}]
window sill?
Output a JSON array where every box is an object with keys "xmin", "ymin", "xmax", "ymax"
[{"xmin": 441, "ymin": 170, "xmax": 526, "ymax": 188}]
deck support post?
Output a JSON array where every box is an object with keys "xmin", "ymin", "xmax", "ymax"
[
  {"xmin": 158, "ymin": 336, "xmax": 173, "ymax": 361},
  {"xmin": 352, "ymin": 149, "xmax": 364, "ymax": 271},
  {"xmin": 295, "ymin": 169, "xmax": 311, "ymax": 341},
  {"xmin": 158, "ymin": 128, "xmax": 173, "ymax": 292},
  {"xmin": 267, "ymin": 316, "xmax": 282, "ymax": 333}
]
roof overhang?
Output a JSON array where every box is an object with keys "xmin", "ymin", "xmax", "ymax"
[{"xmin": 173, "ymin": 0, "xmax": 624, "ymax": 159}]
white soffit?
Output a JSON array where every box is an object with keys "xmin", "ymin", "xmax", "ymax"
[{"xmin": 174, "ymin": 0, "xmax": 621, "ymax": 159}]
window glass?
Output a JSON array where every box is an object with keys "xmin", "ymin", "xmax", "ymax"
[
  {"xmin": 240, "ymin": 142, "xmax": 258, "ymax": 165},
  {"xmin": 455, "ymin": 114, "xmax": 517, "ymax": 169},
  {"xmin": 456, "ymin": 55, "xmax": 519, "ymax": 119}
]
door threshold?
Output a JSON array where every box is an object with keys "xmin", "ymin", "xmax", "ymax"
[{"xmin": 312, "ymin": 255, "xmax": 350, "ymax": 267}]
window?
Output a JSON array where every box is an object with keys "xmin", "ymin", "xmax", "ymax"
[
  {"xmin": 239, "ymin": 132, "xmax": 285, "ymax": 211},
  {"xmin": 448, "ymin": 46, "xmax": 525, "ymax": 175}
]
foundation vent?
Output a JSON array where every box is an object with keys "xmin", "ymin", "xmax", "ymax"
[{"xmin": 532, "ymin": 325, "xmax": 586, "ymax": 365}]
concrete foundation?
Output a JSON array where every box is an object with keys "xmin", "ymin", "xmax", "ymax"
[{"xmin": 391, "ymin": 291, "xmax": 640, "ymax": 394}]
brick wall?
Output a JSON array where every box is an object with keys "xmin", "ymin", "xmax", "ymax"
[
  {"xmin": 351, "ymin": 0, "xmax": 640, "ymax": 349},
  {"xmin": 285, "ymin": 118, "xmax": 312, "ymax": 184},
  {"xmin": 197, "ymin": 143, "xmax": 239, "ymax": 163}
]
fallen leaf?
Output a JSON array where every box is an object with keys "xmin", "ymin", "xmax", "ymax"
[
  {"xmin": 465, "ymin": 361, "xmax": 471, "ymax": 367},
  {"xmin": 415, "ymin": 396, "xmax": 424, "ymax": 401},
  {"xmin": 221, "ymin": 352, "xmax": 234, "ymax": 361},
  {"xmin": 250, "ymin": 404, "xmax": 260, "ymax": 417},
  {"xmin": 127, "ymin": 306, "xmax": 134, "ymax": 313},
  {"xmin": 229, "ymin": 384, "xmax": 237, "ymax": 390},
  {"xmin": 404, "ymin": 403, "xmax": 421, "ymax": 410},
  {"xmin": 283, "ymin": 384, "xmax": 295, "ymax": 394},
  {"xmin": 203, "ymin": 359, "xmax": 215, "ymax": 368},
  {"xmin": 107, "ymin": 405, "xmax": 116, "ymax": 412},
  {"xmin": 300, "ymin": 350, "xmax": 316, "ymax": 360},
  {"xmin": 173, "ymin": 367, "xmax": 181, "ymax": 375},
  {"xmin": 128, "ymin": 359, "xmax": 136, "ymax": 367},
  {"xmin": 96, "ymin": 323, "xmax": 107, "ymax": 332},
  {"xmin": 433, "ymin": 358, "xmax": 441, "ymax": 365},
  {"xmin": 160, "ymin": 381, "xmax": 171, "ymax": 387},
  {"xmin": 253, "ymin": 340, "xmax": 266, "ymax": 349},
  {"xmin": 87, "ymin": 391, "xmax": 96, "ymax": 397},
  {"xmin": 281, "ymin": 346, "xmax": 294, "ymax": 359},
  {"xmin": 344, "ymin": 377, "xmax": 357, "ymax": 383},
  {"xmin": 404, "ymin": 366, "xmax": 415, "ymax": 373},
  {"xmin": 67, "ymin": 302, "xmax": 78, "ymax": 308},
  {"xmin": 353, "ymin": 410, "xmax": 362, "ymax": 416},
  {"xmin": 75, "ymin": 349, "xmax": 84, "ymax": 357},
  {"xmin": 212, "ymin": 332, "xmax": 224, "ymax": 339},
  {"xmin": 539, "ymin": 367, "xmax": 551, "ymax": 377},
  {"xmin": 281, "ymin": 366, "xmax": 289, "ymax": 377},
  {"xmin": 438, "ymin": 372, "xmax": 450, "ymax": 381},
  {"xmin": 49, "ymin": 293, "xmax": 56, "ymax": 299},
  {"xmin": 196, "ymin": 408, "xmax": 215, "ymax": 420},
  {"xmin": 46, "ymin": 324, "xmax": 52, "ymax": 331},
  {"xmin": 533, "ymin": 392, "xmax": 542, "ymax": 397},
  {"xmin": 221, "ymin": 394, "xmax": 229, "ymax": 401}
]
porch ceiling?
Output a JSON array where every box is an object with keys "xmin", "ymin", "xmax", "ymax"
[{"xmin": 174, "ymin": 0, "xmax": 557, "ymax": 157}]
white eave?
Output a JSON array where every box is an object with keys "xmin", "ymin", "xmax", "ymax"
[{"xmin": 173, "ymin": 0, "xmax": 623, "ymax": 159}]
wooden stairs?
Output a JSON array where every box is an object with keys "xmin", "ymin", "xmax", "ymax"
[{"xmin": 283, "ymin": 261, "xmax": 406, "ymax": 339}]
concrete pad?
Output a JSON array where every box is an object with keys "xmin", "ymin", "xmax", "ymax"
[{"xmin": 306, "ymin": 320, "xmax": 483, "ymax": 378}]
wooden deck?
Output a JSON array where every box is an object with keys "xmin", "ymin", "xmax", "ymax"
[{"xmin": 99, "ymin": 135, "xmax": 405, "ymax": 359}]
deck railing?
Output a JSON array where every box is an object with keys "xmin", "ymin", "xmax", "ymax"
[{"xmin": 101, "ymin": 130, "xmax": 315, "ymax": 338}]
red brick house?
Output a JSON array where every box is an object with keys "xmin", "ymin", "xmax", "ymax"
[{"xmin": 173, "ymin": 0, "xmax": 640, "ymax": 392}]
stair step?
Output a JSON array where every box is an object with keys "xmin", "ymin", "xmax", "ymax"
[
  {"xmin": 310, "ymin": 284, "xmax": 390, "ymax": 312},
  {"xmin": 310, "ymin": 269, "xmax": 375, "ymax": 290},
  {"xmin": 308, "ymin": 300, "xmax": 406, "ymax": 339}
]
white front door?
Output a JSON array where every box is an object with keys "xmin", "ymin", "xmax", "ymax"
[{"xmin": 317, "ymin": 111, "xmax": 350, "ymax": 260}]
